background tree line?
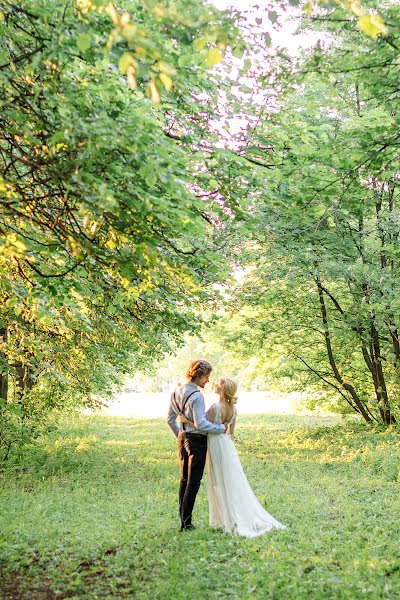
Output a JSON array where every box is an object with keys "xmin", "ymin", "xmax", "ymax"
[
  {"xmin": 209, "ymin": 0, "xmax": 400, "ymax": 426},
  {"xmin": 0, "ymin": 0, "xmax": 246, "ymax": 458},
  {"xmin": 1, "ymin": 0, "xmax": 398, "ymax": 463}
]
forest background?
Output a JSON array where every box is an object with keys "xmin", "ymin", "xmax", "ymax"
[
  {"xmin": 0, "ymin": 0, "xmax": 399, "ymax": 456},
  {"xmin": 1, "ymin": 2, "xmax": 400, "ymax": 599}
]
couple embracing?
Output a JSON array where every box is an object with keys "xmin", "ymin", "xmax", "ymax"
[{"xmin": 167, "ymin": 359, "xmax": 285, "ymax": 538}]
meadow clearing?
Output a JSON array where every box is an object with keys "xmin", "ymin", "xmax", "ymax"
[{"xmin": 1, "ymin": 412, "xmax": 399, "ymax": 599}]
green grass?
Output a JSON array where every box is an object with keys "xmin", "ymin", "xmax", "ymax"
[{"xmin": 0, "ymin": 413, "xmax": 399, "ymax": 599}]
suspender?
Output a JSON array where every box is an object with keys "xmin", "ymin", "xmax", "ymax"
[{"xmin": 175, "ymin": 390, "xmax": 197, "ymax": 431}]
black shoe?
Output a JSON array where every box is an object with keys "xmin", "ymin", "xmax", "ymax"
[{"xmin": 180, "ymin": 524, "xmax": 196, "ymax": 531}]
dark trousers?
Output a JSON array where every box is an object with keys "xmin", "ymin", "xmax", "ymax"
[{"xmin": 178, "ymin": 432, "xmax": 207, "ymax": 529}]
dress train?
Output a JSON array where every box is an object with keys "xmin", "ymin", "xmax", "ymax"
[{"xmin": 206, "ymin": 403, "xmax": 286, "ymax": 538}]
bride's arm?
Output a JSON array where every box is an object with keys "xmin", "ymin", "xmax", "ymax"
[
  {"xmin": 178, "ymin": 413, "xmax": 194, "ymax": 427},
  {"xmin": 227, "ymin": 407, "xmax": 237, "ymax": 435},
  {"xmin": 227, "ymin": 418, "xmax": 236, "ymax": 435}
]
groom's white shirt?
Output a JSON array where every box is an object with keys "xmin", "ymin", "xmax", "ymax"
[{"xmin": 167, "ymin": 382, "xmax": 225, "ymax": 437}]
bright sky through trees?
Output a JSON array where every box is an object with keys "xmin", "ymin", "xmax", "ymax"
[
  {"xmin": 207, "ymin": 0, "xmax": 323, "ymax": 144},
  {"xmin": 212, "ymin": 0, "xmax": 323, "ymax": 54},
  {"xmin": 1, "ymin": 0, "xmax": 399, "ymax": 457}
]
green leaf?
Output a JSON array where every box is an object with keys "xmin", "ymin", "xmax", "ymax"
[
  {"xmin": 205, "ymin": 47, "xmax": 224, "ymax": 67},
  {"xmin": 327, "ymin": 216, "xmax": 336, "ymax": 228},
  {"xmin": 118, "ymin": 52, "xmax": 135, "ymax": 74},
  {"xmin": 76, "ymin": 33, "xmax": 92, "ymax": 52},
  {"xmin": 358, "ymin": 15, "xmax": 388, "ymax": 39},
  {"xmin": 312, "ymin": 204, "xmax": 327, "ymax": 218},
  {"xmin": 232, "ymin": 45, "xmax": 244, "ymax": 59},
  {"xmin": 7, "ymin": 404, "xmax": 23, "ymax": 417}
]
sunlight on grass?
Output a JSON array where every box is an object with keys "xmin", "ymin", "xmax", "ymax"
[{"xmin": 1, "ymin": 414, "xmax": 399, "ymax": 599}]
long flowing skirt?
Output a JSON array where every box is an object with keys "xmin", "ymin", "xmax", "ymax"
[{"xmin": 206, "ymin": 434, "xmax": 285, "ymax": 538}]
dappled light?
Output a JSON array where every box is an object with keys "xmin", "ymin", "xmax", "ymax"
[
  {"xmin": 1, "ymin": 0, "xmax": 400, "ymax": 597},
  {"xmin": 100, "ymin": 391, "xmax": 303, "ymax": 418},
  {"xmin": 1, "ymin": 414, "xmax": 399, "ymax": 598}
]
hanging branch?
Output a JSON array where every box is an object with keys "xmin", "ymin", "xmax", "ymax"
[
  {"xmin": 293, "ymin": 352, "xmax": 363, "ymax": 415},
  {"xmin": 316, "ymin": 276, "xmax": 373, "ymax": 423}
]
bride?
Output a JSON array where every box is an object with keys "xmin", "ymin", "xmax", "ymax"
[{"xmin": 179, "ymin": 377, "xmax": 286, "ymax": 538}]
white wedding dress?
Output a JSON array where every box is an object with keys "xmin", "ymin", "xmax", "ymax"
[{"xmin": 206, "ymin": 403, "xmax": 286, "ymax": 538}]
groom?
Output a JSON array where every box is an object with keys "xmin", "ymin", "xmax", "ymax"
[{"xmin": 167, "ymin": 359, "xmax": 227, "ymax": 531}]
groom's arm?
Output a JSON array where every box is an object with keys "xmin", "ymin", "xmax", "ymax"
[
  {"xmin": 167, "ymin": 393, "xmax": 180, "ymax": 437},
  {"xmin": 192, "ymin": 394, "xmax": 226, "ymax": 434}
]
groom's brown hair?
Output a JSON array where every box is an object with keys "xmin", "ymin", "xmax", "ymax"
[{"xmin": 186, "ymin": 359, "xmax": 212, "ymax": 382}]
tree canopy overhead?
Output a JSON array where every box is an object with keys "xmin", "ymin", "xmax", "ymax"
[
  {"xmin": 216, "ymin": 0, "xmax": 400, "ymax": 426},
  {"xmin": 1, "ymin": 0, "xmax": 399, "ymax": 457},
  {"xmin": 0, "ymin": 0, "xmax": 249, "ymax": 453}
]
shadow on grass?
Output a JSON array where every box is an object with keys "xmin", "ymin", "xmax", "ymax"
[
  {"xmin": 5, "ymin": 413, "xmax": 399, "ymax": 487},
  {"xmin": 1, "ymin": 413, "xmax": 400, "ymax": 600}
]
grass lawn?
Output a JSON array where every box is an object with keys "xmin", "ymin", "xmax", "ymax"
[{"xmin": 0, "ymin": 413, "xmax": 399, "ymax": 599}]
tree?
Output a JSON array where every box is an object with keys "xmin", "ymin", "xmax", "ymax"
[
  {"xmin": 219, "ymin": 0, "xmax": 400, "ymax": 425},
  {"xmin": 0, "ymin": 0, "xmax": 246, "ymax": 456}
]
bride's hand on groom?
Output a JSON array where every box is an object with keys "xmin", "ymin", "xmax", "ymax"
[{"xmin": 177, "ymin": 412, "xmax": 190, "ymax": 424}]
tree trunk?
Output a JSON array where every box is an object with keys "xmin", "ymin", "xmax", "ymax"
[
  {"xmin": 389, "ymin": 326, "xmax": 400, "ymax": 363},
  {"xmin": 370, "ymin": 322, "xmax": 395, "ymax": 425},
  {"xmin": 0, "ymin": 327, "xmax": 8, "ymax": 402},
  {"xmin": 316, "ymin": 277, "xmax": 372, "ymax": 423},
  {"xmin": 15, "ymin": 362, "xmax": 34, "ymax": 421},
  {"xmin": 387, "ymin": 181, "xmax": 400, "ymax": 370}
]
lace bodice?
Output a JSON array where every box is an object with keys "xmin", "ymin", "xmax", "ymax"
[{"xmin": 209, "ymin": 402, "xmax": 237, "ymax": 425}]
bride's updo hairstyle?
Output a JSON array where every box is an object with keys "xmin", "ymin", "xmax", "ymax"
[
  {"xmin": 186, "ymin": 359, "xmax": 212, "ymax": 382},
  {"xmin": 219, "ymin": 377, "xmax": 238, "ymax": 405}
]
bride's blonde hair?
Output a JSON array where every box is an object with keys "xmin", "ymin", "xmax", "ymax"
[{"xmin": 218, "ymin": 377, "xmax": 238, "ymax": 405}]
